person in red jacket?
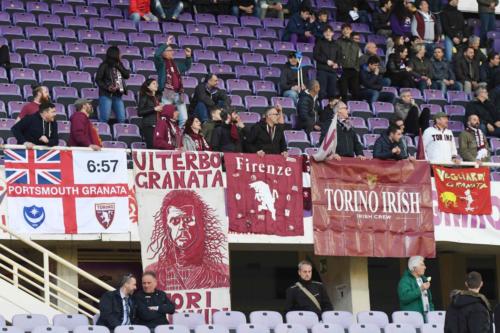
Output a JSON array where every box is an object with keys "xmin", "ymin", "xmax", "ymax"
[
  {"xmin": 17, "ymin": 84, "xmax": 50, "ymax": 122},
  {"xmin": 129, "ymin": 0, "xmax": 166, "ymax": 22},
  {"xmin": 153, "ymin": 105, "xmax": 182, "ymax": 150},
  {"xmin": 68, "ymin": 99, "xmax": 102, "ymax": 151}
]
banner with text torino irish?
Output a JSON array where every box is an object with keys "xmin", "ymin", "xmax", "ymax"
[
  {"xmin": 132, "ymin": 150, "xmax": 230, "ymax": 322},
  {"xmin": 311, "ymin": 158, "xmax": 435, "ymax": 257}
]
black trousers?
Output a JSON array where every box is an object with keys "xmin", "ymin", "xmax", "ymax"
[
  {"xmin": 339, "ymin": 68, "xmax": 360, "ymax": 101},
  {"xmin": 316, "ymin": 70, "xmax": 338, "ymax": 100},
  {"xmin": 143, "ymin": 125, "xmax": 155, "ymax": 149},
  {"xmin": 0, "ymin": 45, "xmax": 11, "ymax": 68}
]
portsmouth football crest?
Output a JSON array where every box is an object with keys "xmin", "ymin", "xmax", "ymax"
[
  {"xmin": 23, "ymin": 205, "xmax": 46, "ymax": 229},
  {"xmin": 95, "ymin": 203, "xmax": 116, "ymax": 229}
]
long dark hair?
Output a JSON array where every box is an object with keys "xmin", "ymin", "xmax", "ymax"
[
  {"xmin": 105, "ymin": 46, "xmax": 120, "ymax": 65},
  {"xmin": 395, "ymin": 45, "xmax": 408, "ymax": 61},
  {"xmin": 140, "ymin": 78, "xmax": 157, "ymax": 98},
  {"xmin": 184, "ymin": 116, "xmax": 201, "ymax": 136},
  {"xmin": 392, "ymin": 0, "xmax": 410, "ymax": 22}
]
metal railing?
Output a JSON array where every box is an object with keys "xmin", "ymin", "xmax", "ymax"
[{"xmin": 0, "ymin": 224, "xmax": 114, "ymax": 319}]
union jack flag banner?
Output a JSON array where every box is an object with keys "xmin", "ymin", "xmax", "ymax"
[{"xmin": 4, "ymin": 149, "xmax": 131, "ymax": 234}]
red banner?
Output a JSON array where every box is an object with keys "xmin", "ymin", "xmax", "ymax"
[
  {"xmin": 311, "ymin": 158, "xmax": 435, "ymax": 257},
  {"xmin": 225, "ymin": 153, "xmax": 304, "ymax": 236},
  {"xmin": 433, "ymin": 166, "xmax": 491, "ymax": 215}
]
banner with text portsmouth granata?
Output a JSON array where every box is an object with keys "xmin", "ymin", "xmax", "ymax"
[
  {"xmin": 133, "ymin": 150, "xmax": 230, "ymax": 322},
  {"xmin": 311, "ymin": 158, "xmax": 435, "ymax": 257}
]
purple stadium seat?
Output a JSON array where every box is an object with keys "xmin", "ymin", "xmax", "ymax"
[
  {"xmin": 363, "ymin": 134, "xmax": 380, "ymax": 149},
  {"xmin": 273, "ymin": 41, "xmax": 295, "ymax": 55},
  {"xmin": 89, "ymin": 17, "xmax": 113, "ymax": 32},
  {"xmin": 447, "ymin": 90, "xmax": 469, "ymax": 105},
  {"xmin": 372, "ymin": 102, "xmax": 394, "ymax": 118},
  {"xmin": 195, "ymin": 326, "xmax": 228, "ymax": 333},
  {"xmin": 67, "ymin": 71, "xmax": 93, "ymax": 89},
  {"xmin": 266, "ymin": 54, "xmax": 287, "ymax": 67},
  {"xmin": 421, "ymin": 324, "xmax": 443, "ymax": 333},
  {"xmin": 235, "ymin": 65, "xmax": 259, "ymax": 80},
  {"xmin": 126, "ymin": 74, "xmax": 146, "ymax": 92},
  {"xmin": 227, "ymin": 38, "xmax": 250, "ymax": 53},
  {"xmin": 75, "ymin": 5, "xmax": 99, "ymax": 18},
  {"xmin": 367, "ymin": 117, "xmax": 389, "ymax": 134},
  {"xmin": 118, "ymin": 45, "xmax": 142, "ymax": 61},
  {"xmin": 142, "ymin": 46, "xmax": 156, "ymax": 60},
  {"xmin": 263, "ymin": 17, "xmax": 284, "ymax": 29},
  {"xmin": 11, "ymin": 39, "xmax": 37, "ymax": 55},
  {"xmin": 1, "ymin": 25, "xmax": 24, "ymax": 40},
  {"xmin": 101, "ymin": 7, "xmax": 123, "ymax": 19},
  {"xmin": 492, "ymin": 172, "xmax": 500, "ymax": 181},
  {"xmin": 39, "ymin": 41, "xmax": 64, "ymax": 57},
  {"xmin": 228, "ymin": 95, "xmax": 245, "ymax": 111},
  {"xmin": 12, "ymin": 314, "xmax": 49, "ymax": 332},
  {"xmin": 172, "ymin": 313, "xmax": 204, "ymax": 330},
  {"xmin": 2, "ymin": 0, "xmax": 24, "ymax": 13},
  {"xmin": 109, "ymin": 0, "xmax": 129, "ymax": 9},
  {"xmin": 53, "ymin": 55, "xmax": 78, "ymax": 71},
  {"xmin": 242, "ymin": 52, "xmax": 266, "ymax": 66},
  {"xmin": 92, "ymin": 121, "xmax": 111, "ymax": 140},
  {"xmin": 121, "ymin": 90, "xmax": 137, "ymax": 107},
  {"xmin": 245, "ymin": 95, "xmax": 269, "ymax": 113},
  {"xmin": 400, "ymin": 88, "xmax": 423, "ymax": 100},
  {"xmin": 27, "ymin": 1, "xmax": 49, "ymax": 14},
  {"xmin": 210, "ymin": 25, "xmax": 232, "ymax": 38},
  {"xmin": 218, "ymin": 51, "xmax": 241, "ymax": 65},
  {"xmin": 102, "ymin": 140, "xmax": 128, "ymax": 149},
  {"xmin": 114, "ymin": 326, "xmax": 149, "ymax": 333},
  {"xmin": 11, "ymin": 68, "xmax": 37, "ymax": 86},
  {"xmin": 52, "ymin": 3, "xmax": 74, "ymax": 16},
  {"xmin": 218, "ymin": 14, "xmax": 239, "ymax": 26},
  {"xmin": 0, "ymin": 83, "xmax": 21, "ymax": 103},
  {"xmin": 178, "ymin": 35, "xmax": 201, "ymax": 49},
  {"xmin": 8, "ymin": 52, "xmax": 22, "ymax": 68},
  {"xmin": 91, "ymin": 44, "xmax": 110, "ymax": 59},
  {"xmin": 202, "ymin": 37, "xmax": 225, "ymax": 51},
  {"xmin": 80, "ymin": 56, "xmax": 102, "ymax": 74},
  {"xmin": 348, "ymin": 324, "xmax": 379, "ymax": 333},
  {"xmin": 132, "ymin": 59, "xmax": 156, "ymax": 77},
  {"xmin": 348, "ymin": 100, "xmax": 372, "ymax": 119},
  {"xmin": 176, "ymin": 12, "xmax": 193, "ymax": 22},
  {"xmin": 12, "ymin": 12, "xmax": 36, "ymax": 27},
  {"xmin": 385, "ymin": 323, "xmax": 416, "ymax": 333},
  {"xmin": 259, "ymin": 66, "xmax": 281, "ymax": 82},
  {"xmin": 186, "ymin": 23, "xmax": 209, "ymax": 37},
  {"xmin": 227, "ymin": 79, "xmax": 251, "ymax": 96},
  {"xmin": 233, "ymin": 26, "xmax": 255, "ymax": 40},
  {"xmin": 209, "ymin": 64, "xmax": 235, "ymax": 79},
  {"xmin": 309, "ymin": 131, "xmax": 321, "ymax": 146},
  {"xmin": 240, "ymin": 16, "xmax": 262, "ymax": 28},
  {"xmin": 238, "ymin": 112, "xmax": 261, "ymax": 124},
  {"xmin": 63, "ymin": 16, "xmax": 87, "ymax": 30},
  {"xmin": 357, "ymin": 311, "xmax": 389, "ymax": 329},
  {"xmin": 213, "ymin": 311, "xmax": 246, "ymax": 330},
  {"xmin": 162, "ymin": 21, "xmax": 185, "ymax": 35},
  {"xmin": 129, "ymin": 32, "xmax": 152, "ymax": 47},
  {"xmin": 78, "ymin": 30, "xmax": 102, "ymax": 45},
  {"xmin": 194, "ymin": 49, "xmax": 217, "ymax": 64},
  {"xmin": 0, "ymin": 12, "xmax": 11, "ymax": 26},
  {"xmin": 444, "ymin": 104, "xmax": 465, "ymax": 121},
  {"xmin": 392, "ymin": 312, "xmax": 424, "ymax": 329},
  {"xmin": 154, "ymin": 326, "xmax": 189, "ymax": 333},
  {"xmin": 249, "ymin": 40, "xmax": 273, "ymax": 55},
  {"xmin": 88, "ymin": 0, "xmax": 111, "ymax": 8},
  {"xmin": 39, "ymin": 14, "xmax": 63, "ymax": 29},
  {"xmin": 322, "ymin": 311, "xmax": 354, "ymax": 329},
  {"xmin": 53, "ymin": 86, "xmax": 79, "ymax": 105},
  {"xmin": 305, "ymin": 147, "xmax": 319, "ymax": 156},
  {"xmin": 195, "ymin": 13, "xmax": 217, "ymax": 25},
  {"xmin": 311, "ymin": 324, "xmax": 344, "ymax": 333},
  {"xmin": 296, "ymin": 43, "xmax": 313, "ymax": 55},
  {"xmin": 131, "ymin": 141, "xmax": 147, "ymax": 150},
  {"xmin": 186, "ymin": 62, "xmax": 207, "ymax": 79},
  {"xmin": 253, "ymin": 80, "xmax": 276, "ymax": 98},
  {"xmin": 274, "ymin": 324, "xmax": 307, "ymax": 333},
  {"xmin": 32, "ymin": 327, "xmax": 68, "ymax": 333},
  {"xmin": 65, "ymin": 42, "xmax": 90, "ymax": 58},
  {"xmin": 426, "ymin": 312, "xmax": 445, "ymax": 326},
  {"xmin": 271, "ymin": 96, "xmax": 294, "ymax": 114},
  {"xmin": 287, "ymin": 147, "xmax": 302, "ymax": 155},
  {"xmin": 420, "ymin": 104, "xmax": 441, "ymax": 116},
  {"xmin": 103, "ymin": 31, "xmax": 128, "ymax": 45},
  {"xmin": 139, "ymin": 21, "xmax": 161, "ymax": 34},
  {"xmin": 424, "ymin": 89, "xmax": 446, "ymax": 104},
  {"xmin": 114, "ymin": 19, "xmax": 137, "ymax": 33},
  {"xmin": 0, "ymin": 118, "xmax": 16, "ymax": 139},
  {"xmin": 352, "ymin": 23, "xmax": 370, "ymax": 33},
  {"xmin": 0, "ymin": 68, "xmax": 7, "ymax": 83},
  {"xmin": 316, "ymin": 0, "xmax": 335, "ymax": 9},
  {"xmin": 236, "ymin": 324, "xmax": 268, "ymax": 333},
  {"xmin": 53, "ymin": 28, "xmax": 78, "ymax": 44},
  {"xmin": 8, "ymin": 101, "xmax": 25, "ymax": 118},
  {"xmin": 367, "ymin": 34, "xmax": 387, "ymax": 45},
  {"xmin": 448, "ymin": 120, "xmax": 464, "ymax": 134}
]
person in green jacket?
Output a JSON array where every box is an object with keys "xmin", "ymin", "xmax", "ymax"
[
  {"xmin": 154, "ymin": 35, "xmax": 192, "ymax": 128},
  {"xmin": 398, "ymin": 256, "xmax": 435, "ymax": 318}
]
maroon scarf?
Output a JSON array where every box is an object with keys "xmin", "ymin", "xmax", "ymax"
[
  {"xmin": 466, "ymin": 126, "xmax": 486, "ymax": 149},
  {"xmin": 165, "ymin": 59, "xmax": 183, "ymax": 92},
  {"xmin": 188, "ymin": 132, "xmax": 210, "ymax": 151}
]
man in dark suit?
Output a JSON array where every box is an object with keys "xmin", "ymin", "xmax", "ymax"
[
  {"xmin": 246, "ymin": 107, "xmax": 288, "ymax": 156},
  {"xmin": 97, "ymin": 274, "xmax": 137, "ymax": 331}
]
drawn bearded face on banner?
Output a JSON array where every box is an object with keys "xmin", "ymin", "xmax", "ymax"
[{"xmin": 165, "ymin": 205, "xmax": 198, "ymax": 249}]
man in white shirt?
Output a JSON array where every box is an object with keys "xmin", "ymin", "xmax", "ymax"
[{"xmin": 422, "ymin": 112, "xmax": 460, "ymax": 164}]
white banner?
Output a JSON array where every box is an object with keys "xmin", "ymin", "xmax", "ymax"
[
  {"xmin": 133, "ymin": 150, "xmax": 230, "ymax": 322},
  {"xmin": 5, "ymin": 149, "xmax": 131, "ymax": 234},
  {"xmin": 433, "ymin": 181, "xmax": 500, "ymax": 245}
]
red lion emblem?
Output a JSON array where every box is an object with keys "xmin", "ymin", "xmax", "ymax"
[{"xmin": 145, "ymin": 190, "xmax": 230, "ymax": 290}]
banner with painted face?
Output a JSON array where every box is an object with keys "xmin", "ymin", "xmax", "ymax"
[{"xmin": 133, "ymin": 150, "xmax": 230, "ymax": 322}]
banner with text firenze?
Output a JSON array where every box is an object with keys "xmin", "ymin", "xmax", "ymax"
[
  {"xmin": 311, "ymin": 158, "xmax": 435, "ymax": 257},
  {"xmin": 133, "ymin": 150, "xmax": 230, "ymax": 322},
  {"xmin": 5, "ymin": 149, "xmax": 131, "ymax": 234}
]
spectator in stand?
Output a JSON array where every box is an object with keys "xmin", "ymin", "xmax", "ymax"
[
  {"xmin": 17, "ymin": 85, "xmax": 50, "ymax": 122},
  {"xmin": 390, "ymin": 116, "xmax": 410, "ymax": 153},
  {"xmin": 398, "ymin": 256, "xmax": 434, "ymax": 317},
  {"xmin": 373, "ymin": 124, "xmax": 409, "ymax": 160},
  {"xmin": 327, "ymin": 101, "xmax": 366, "ymax": 160},
  {"xmin": 318, "ymin": 97, "xmax": 340, "ymax": 129},
  {"xmin": 444, "ymin": 272, "xmax": 493, "ymax": 333},
  {"xmin": 297, "ymin": 80, "xmax": 322, "ymax": 134},
  {"xmin": 202, "ymin": 107, "xmax": 223, "ymax": 144},
  {"xmin": 68, "ymin": 99, "xmax": 101, "ymax": 150},
  {"xmin": 336, "ymin": 0, "xmax": 370, "ymax": 24},
  {"xmin": 311, "ymin": 9, "xmax": 329, "ymax": 39},
  {"xmin": 360, "ymin": 56, "xmax": 396, "ymax": 104},
  {"xmin": 459, "ymin": 114, "xmax": 490, "ymax": 162},
  {"xmin": 390, "ymin": 0, "xmax": 413, "ymax": 42},
  {"xmin": 441, "ymin": 0, "xmax": 468, "ymax": 62},
  {"xmin": 387, "ymin": 45, "xmax": 416, "ymax": 88},
  {"xmin": 0, "ymin": 44, "xmax": 11, "ymax": 70},
  {"xmin": 153, "ymin": 105, "xmax": 183, "ymax": 150},
  {"xmin": 395, "ymin": 90, "xmax": 430, "ymax": 136},
  {"xmin": 409, "ymin": 44, "xmax": 432, "ymax": 92},
  {"xmin": 97, "ymin": 274, "xmax": 137, "ymax": 331},
  {"xmin": 259, "ymin": 0, "xmax": 286, "ymax": 20},
  {"xmin": 280, "ymin": 52, "xmax": 309, "ymax": 105},
  {"xmin": 480, "ymin": 52, "xmax": 500, "ymax": 89},
  {"xmin": 154, "ymin": 36, "xmax": 192, "ymax": 128},
  {"xmin": 313, "ymin": 26, "xmax": 341, "ymax": 101},
  {"xmin": 431, "ymin": 47, "xmax": 463, "ymax": 94},
  {"xmin": 338, "ymin": 23, "xmax": 361, "ymax": 101},
  {"xmin": 232, "ymin": 0, "xmax": 259, "ymax": 17},
  {"xmin": 465, "ymin": 87, "xmax": 500, "ymax": 137},
  {"xmin": 423, "ymin": 112, "xmax": 460, "ymax": 163},
  {"xmin": 189, "ymin": 74, "xmax": 230, "ymax": 123},
  {"xmin": 11, "ymin": 102, "xmax": 59, "ymax": 149},
  {"xmin": 182, "ymin": 117, "xmax": 211, "ymax": 151},
  {"xmin": 360, "ymin": 43, "xmax": 387, "ymax": 77},
  {"xmin": 455, "ymin": 47, "xmax": 483, "ymax": 93},
  {"xmin": 246, "ymin": 107, "xmax": 287, "ymax": 156},
  {"xmin": 96, "ymin": 46, "xmax": 130, "ymax": 124},
  {"xmin": 373, "ymin": 0, "xmax": 393, "ymax": 37},
  {"xmin": 211, "ymin": 111, "xmax": 245, "ymax": 152},
  {"xmin": 469, "ymin": 36, "xmax": 488, "ymax": 64},
  {"xmin": 129, "ymin": 0, "xmax": 166, "ymax": 22},
  {"xmin": 385, "ymin": 34, "xmax": 405, "ymax": 64},
  {"xmin": 285, "ymin": 260, "xmax": 333, "ymax": 318},
  {"xmin": 477, "ymin": 0, "xmax": 498, "ymax": 47},
  {"xmin": 287, "ymin": 0, "xmax": 313, "ymax": 16},
  {"xmin": 160, "ymin": 0, "xmax": 184, "ymax": 21},
  {"xmin": 411, "ymin": 0, "xmax": 440, "ymax": 55},
  {"xmin": 138, "ymin": 79, "xmax": 164, "ymax": 149},
  {"xmin": 282, "ymin": 7, "xmax": 314, "ymax": 45}
]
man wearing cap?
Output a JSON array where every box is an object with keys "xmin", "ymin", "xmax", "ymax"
[
  {"xmin": 68, "ymin": 99, "xmax": 102, "ymax": 151},
  {"xmin": 422, "ymin": 112, "xmax": 460, "ymax": 164}
]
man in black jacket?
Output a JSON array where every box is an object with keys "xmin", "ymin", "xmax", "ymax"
[
  {"xmin": 97, "ymin": 274, "xmax": 138, "ymax": 331},
  {"xmin": 280, "ymin": 52, "xmax": 309, "ymax": 105},
  {"xmin": 190, "ymin": 74, "xmax": 230, "ymax": 123},
  {"xmin": 441, "ymin": 0, "xmax": 469, "ymax": 62},
  {"xmin": 455, "ymin": 47, "xmax": 483, "ymax": 93},
  {"xmin": 338, "ymin": 23, "xmax": 361, "ymax": 101},
  {"xmin": 313, "ymin": 25, "xmax": 341, "ymax": 101},
  {"xmin": 246, "ymin": 107, "xmax": 287, "ymax": 156},
  {"xmin": 373, "ymin": 0, "xmax": 392, "ymax": 36},
  {"xmin": 465, "ymin": 87, "xmax": 500, "ymax": 137},
  {"xmin": 479, "ymin": 52, "xmax": 500, "ymax": 89},
  {"xmin": 135, "ymin": 271, "xmax": 175, "ymax": 331},
  {"xmin": 444, "ymin": 271, "xmax": 493, "ymax": 333},
  {"xmin": 285, "ymin": 260, "xmax": 333, "ymax": 318},
  {"xmin": 211, "ymin": 111, "xmax": 245, "ymax": 152},
  {"xmin": 297, "ymin": 80, "xmax": 321, "ymax": 134},
  {"xmin": 11, "ymin": 102, "xmax": 59, "ymax": 148},
  {"xmin": 373, "ymin": 124, "xmax": 409, "ymax": 160},
  {"xmin": 360, "ymin": 56, "xmax": 395, "ymax": 104}
]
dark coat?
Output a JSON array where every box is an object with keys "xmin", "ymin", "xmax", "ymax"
[
  {"xmin": 335, "ymin": 121, "xmax": 364, "ymax": 157},
  {"xmin": 211, "ymin": 122, "xmax": 243, "ymax": 152},
  {"xmin": 454, "ymin": 56, "xmax": 480, "ymax": 83},
  {"xmin": 479, "ymin": 63, "xmax": 498, "ymax": 87},
  {"xmin": 279, "ymin": 62, "xmax": 310, "ymax": 92},
  {"xmin": 311, "ymin": 20, "xmax": 328, "ymax": 39},
  {"xmin": 465, "ymin": 98, "xmax": 499, "ymax": 126},
  {"xmin": 285, "ymin": 279, "xmax": 333, "ymax": 317},
  {"xmin": 246, "ymin": 122, "xmax": 287, "ymax": 154},
  {"xmin": 440, "ymin": 4, "xmax": 467, "ymax": 39},
  {"xmin": 409, "ymin": 56, "xmax": 433, "ymax": 78},
  {"xmin": 189, "ymin": 83, "xmax": 230, "ymax": 113},
  {"xmin": 282, "ymin": 13, "xmax": 312, "ymax": 41},
  {"xmin": 11, "ymin": 112, "xmax": 58, "ymax": 146},
  {"xmin": 337, "ymin": 37, "xmax": 360, "ymax": 70},
  {"xmin": 313, "ymin": 38, "xmax": 342, "ymax": 74},
  {"xmin": 286, "ymin": 0, "xmax": 312, "ymax": 15},
  {"xmin": 95, "ymin": 60, "xmax": 130, "ymax": 97},
  {"xmin": 297, "ymin": 91, "xmax": 321, "ymax": 132},
  {"xmin": 373, "ymin": 7, "xmax": 391, "ymax": 32},
  {"xmin": 96, "ymin": 290, "xmax": 137, "ymax": 331},
  {"xmin": 431, "ymin": 58, "xmax": 456, "ymax": 81},
  {"xmin": 373, "ymin": 132, "xmax": 408, "ymax": 160},
  {"xmin": 398, "ymin": 269, "xmax": 434, "ymax": 315},
  {"xmin": 360, "ymin": 68, "xmax": 384, "ymax": 90},
  {"xmin": 138, "ymin": 93, "xmax": 160, "ymax": 127},
  {"xmin": 444, "ymin": 290, "xmax": 493, "ymax": 333},
  {"xmin": 318, "ymin": 105, "xmax": 334, "ymax": 125},
  {"xmin": 336, "ymin": 0, "xmax": 359, "ymax": 22},
  {"xmin": 134, "ymin": 289, "xmax": 176, "ymax": 330}
]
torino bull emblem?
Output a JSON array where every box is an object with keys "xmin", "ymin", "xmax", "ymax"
[{"xmin": 249, "ymin": 180, "xmax": 278, "ymax": 221}]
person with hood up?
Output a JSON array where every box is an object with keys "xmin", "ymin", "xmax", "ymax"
[
  {"xmin": 153, "ymin": 105, "xmax": 182, "ymax": 150},
  {"xmin": 398, "ymin": 256, "xmax": 435, "ymax": 317}
]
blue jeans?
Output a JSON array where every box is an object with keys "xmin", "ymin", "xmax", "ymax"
[
  {"xmin": 283, "ymin": 89, "xmax": 299, "ymax": 105},
  {"xmin": 99, "ymin": 95, "xmax": 126, "ymax": 123},
  {"xmin": 479, "ymin": 12, "xmax": 496, "ymax": 46},
  {"xmin": 162, "ymin": 91, "xmax": 187, "ymax": 128},
  {"xmin": 431, "ymin": 80, "xmax": 463, "ymax": 95},
  {"xmin": 165, "ymin": 1, "xmax": 184, "ymax": 20},
  {"xmin": 444, "ymin": 36, "xmax": 454, "ymax": 62}
]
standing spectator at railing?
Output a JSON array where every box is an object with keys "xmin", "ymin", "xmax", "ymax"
[
  {"xmin": 280, "ymin": 52, "xmax": 309, "ymax": 105},
  {"xmin": 282, "ymin": 7, "xmax": 314, "ymax": 45},
  {"xmin": 313, "ymin": 26, "xmax": 341, "ymax": 101},
  {"xmin": 360, "ymin": 56, "xmax": 396, "ymax": 104},
  {"xmin": 211, "ymin": 111, "xmax": 245, "ymax": 152},
  {"xmin": 129, "ymin": 0, "xmax": 167, "ymax": 22},
  {"xmin": 409, "ymin": 44, "xmax": 433, "ymax": 92},
  {"xmin": 387, "ymin": 45, "xmax": 416, "ymax": 88},
  {"xmin": 311, "ymin": 10, "xmax": 329, "ymax": 39},
  {"xmin": 477, "ymin": 0, "xmax": 498, "ymax": 47},
  {"xmin": 259, "ymin": 0, "xmax": 286, "ymax": 20},
  {"xmin": 465, "ymin": 87, "xmax": 500, "ymax": 137},
  {"xmin": 96, "ymin": 46, "xmax": 130, "ymax": 124},
  {"xmin": 422, "ymin": 112, "xmax": 460, "ymax": 163},
  {"xmin": 11, "ymin": 103, "xmax": 59, "ymax": 149},
  {"xmin": 390, "ymin": 0, "xmax": 413, "ymax": 42},
  {"xmin": 297, "ymin": 80, "xmax": 322, "ymax": 134},
  {"xmin": 480, "ymin": 52, "xmax": 500, "ymax": 89},
  {"xmin": 431, "ymin": 47, "xmax": 463, "ymax": 94},
  {"xmin": 138, "ymin": 79, "xmax": 164, "ymax": 149},
  {"xmin": 17, "ymin": 84, "xmax": 51, "ymax": 122},
  {"xmin": 373, "ymin": 124, "xmax": 410, "ymax": 160},
  {"xmin": 246, "ymin": 107, "xmax": 287, "ymax": 156},
  {"xmin": 232, "ymin": 0, "xmax": 259, "ymax": 17},
  {"xmin": 458, "ymin": 114, "xmax": 490, "ymax": 162},
  {"xmin": 373, "ymin": 0, "xmax": 393, "ymax": 37},
  {"xmin": 440, "ymin": 0, "xmax": 468, "ymax": 62},
  {"xmin": 411, "ymin": 0, "xmax": 440, "ymax": 55},
  {"xmin": 455, "ymin": 47, "xmax": 483, "ymax": 93},
  {"xmin": 395, "ymin": 90, "xmax": 431, "ymax": 136},
  {"xmin": 338, "ymin": 23, "xmax": 361, "ymax": 101},
  {"xmin": 189, "ymin": 74, "xmax": 230, "ymax": 123},
  {"xmin": 68, "ymin": 99, "xmax": 102, "ymax": 151},
  {"xmin": 153, "ymin": 105, "xmax": 183, "ymax": 150},
  {"xmin": 182, "ymin": 117, "xmax": 211, "ymax": 151}
]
